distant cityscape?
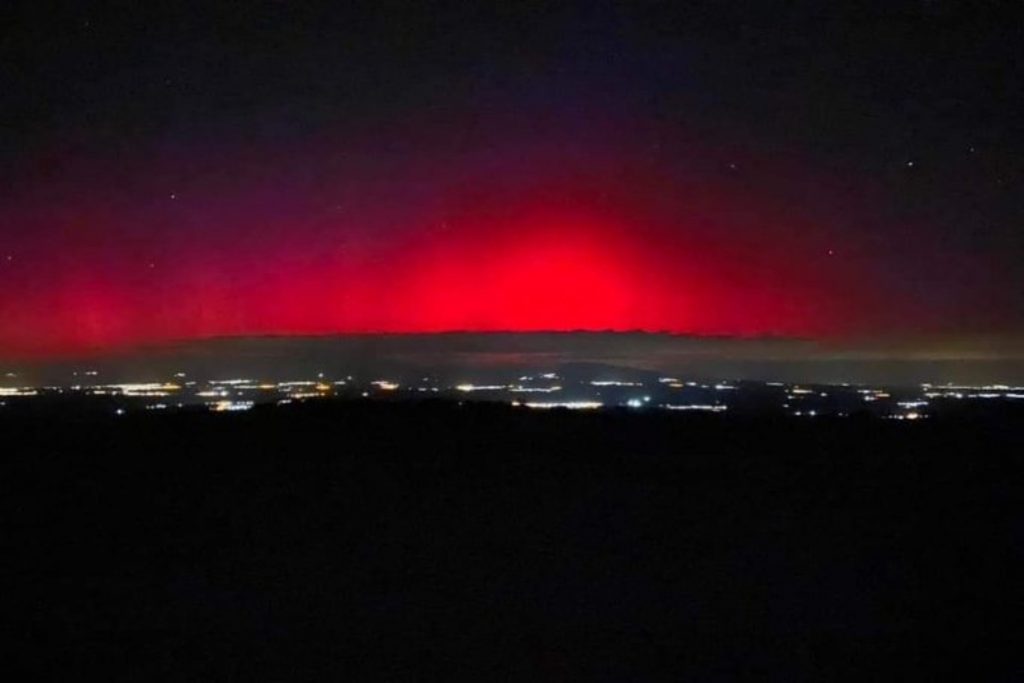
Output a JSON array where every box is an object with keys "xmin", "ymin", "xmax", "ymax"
[{"xmin": 2, "ymin": 368, "xmax": 1023, "ymax": 419}]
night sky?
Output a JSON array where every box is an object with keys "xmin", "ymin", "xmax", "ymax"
[{"xmin": 2, "ymin": 1, "xmax": 1021, "ymax": 358}]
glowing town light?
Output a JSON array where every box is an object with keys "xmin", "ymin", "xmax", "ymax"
[
  {"xmin": 455, "ymin": 383, "xmax": 507, "ymax": 392},
  {"xmin": 104, "ymin": 382, "xmax": 183, "ymax": 397},
  {"xmin": 209, "ymin": 400, "xmax": 254, "ymax": 412},
  {"xmin": 590, "ymin": 380, "xmax": 643, "ymax": 387},
  {"xmin": 889, "ymin": 412, "xmax": 926, "ymax": 420},
  {"xmin": 519, "ymin": 401, "xmax": 603, "ymax": 410},
  {"xmin": 626, "ymin": 398, "xmax": 644, "ymax": 408},
  {"xmin": 897, "ymin": 400, "xmax": 929, "ymax": 409},
  {"xmin": 661, "ymin": 404, "xmax": 728, "ymax": 412},
  {"xmin": 0, "ymin": 387, "xmax": 38, "ymax": 396},
  {"xmin": 509, "ymin": 385, "xmax": 562, "ymax": 393},
  {"xmin": 371, "ymin": 380, "xmax": 400, "ymax": 391}
]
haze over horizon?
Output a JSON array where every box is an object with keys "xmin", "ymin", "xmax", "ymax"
[{"xmin": 5, "ymin": 331, "xmax": 1024, "ymax": 387}]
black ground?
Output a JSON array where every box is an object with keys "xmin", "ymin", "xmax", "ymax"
[{"xmin": 4, "ymin": 401, "xmax": 1021, "ymax": 680}]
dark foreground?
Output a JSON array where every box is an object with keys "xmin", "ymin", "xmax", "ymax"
[{"xmin": 4, "ymin": 401, "xmax": 1021, "ymax": 680}]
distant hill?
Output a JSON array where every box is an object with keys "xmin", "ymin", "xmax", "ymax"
[{"xmin": 3, "ymin": 330, "xmax": 1024, "ymax": 387}]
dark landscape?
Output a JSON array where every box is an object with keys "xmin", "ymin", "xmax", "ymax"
[{"xmin": 5, "ymin": 399, "xmax": 1021, "ymax": 680}]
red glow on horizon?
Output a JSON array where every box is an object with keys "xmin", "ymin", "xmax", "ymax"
[
  {"xmin": 1, "ymin": 131, "xmax": 995, "ymax": 360},
  {"xmin": 0, "ymin": 202, "xmax": 862, "ymax": 359}
]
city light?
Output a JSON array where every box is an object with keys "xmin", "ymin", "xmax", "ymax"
[
  {"xmin": 210, "ymin": 400, "xmax": 254, "ymax": 412},
  {"xmin": 455, "ymin": 384, "xmax": 507, "ymax": 392},
  {"xmin": 509, "ymin": 385, "xmax": 562, "ymax": 393},
  {"xmin": 661, "ymin": 404, "xmax": 727, "ymax": 412},
  {"xmin": 517, "ymin": 401, "xmax": 603, "ymax": 410},
  {"xmin": 0, "ymin": 371, "xmax": 1020, "ymax": 419}
]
